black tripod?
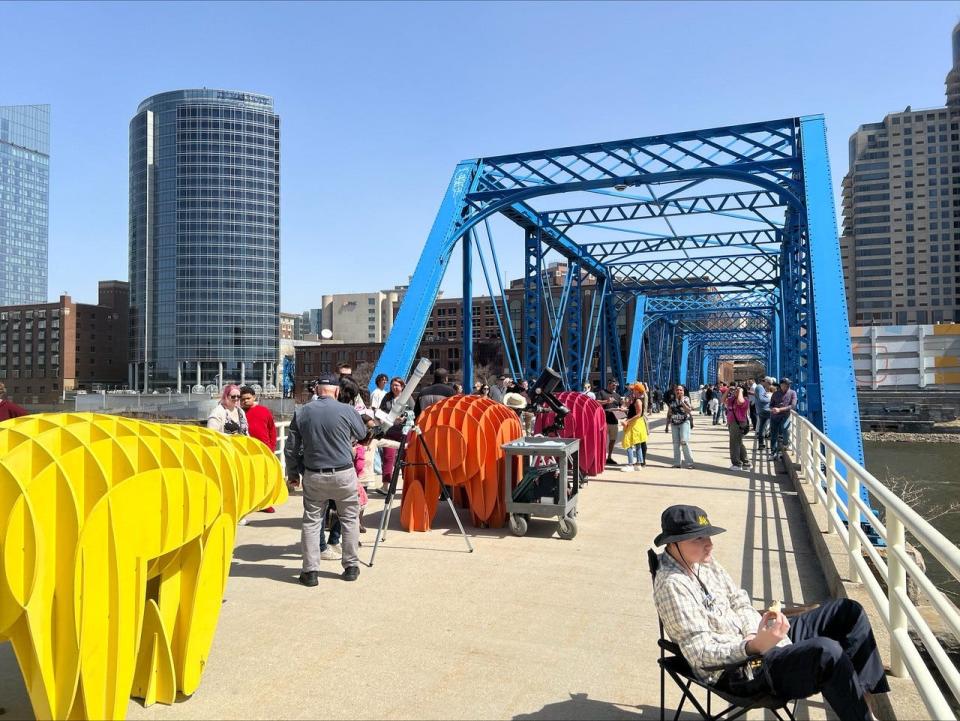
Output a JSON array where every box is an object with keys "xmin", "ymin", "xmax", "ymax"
[{"xmin": 369, "ymin": 419, "xmax": 474, "ymax": 566}]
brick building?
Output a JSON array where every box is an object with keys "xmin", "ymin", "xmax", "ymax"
[{"xmin": 0, "ymin": 280, "xmax": 129, "ymax": 404}]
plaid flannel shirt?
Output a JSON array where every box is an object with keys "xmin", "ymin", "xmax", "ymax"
[{"xmin": 653, "ymin": 551, "xmax": 789, "ymax": 683}]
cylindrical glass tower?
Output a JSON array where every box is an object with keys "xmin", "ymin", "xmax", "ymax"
[{"xmin": 129, "ymin": 89, "xmax": 280, "ymax": 392}]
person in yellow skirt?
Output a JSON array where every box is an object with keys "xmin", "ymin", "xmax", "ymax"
[{"xmin": 620, "ymin": 382, "xmax": 649, "ymax": 471}]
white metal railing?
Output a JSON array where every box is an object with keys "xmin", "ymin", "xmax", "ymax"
[
  {"xmin": 789, "ymin": 411, "xmax": 960, "ymax": 720},
  {"xmin": 275, "ymin": 421, "xmax": 290, "ymax": 467}
]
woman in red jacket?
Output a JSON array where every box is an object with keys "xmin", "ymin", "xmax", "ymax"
[
  {"xmin": 239, "ymin": 385, "xmax": 277, "ymax": 513},
  {"xmin": 0, "ymin": 382, "xmax": 28, "ymax": 423}
]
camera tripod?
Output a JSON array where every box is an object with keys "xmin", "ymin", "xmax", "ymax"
[{"xmin": 369, "ymin": 419, "xmax": 474, "ymax": 566}]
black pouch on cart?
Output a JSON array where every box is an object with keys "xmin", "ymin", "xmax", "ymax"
[{"xmin": 513, "ymin": 466, "xmax": 560, "ymax": 503}]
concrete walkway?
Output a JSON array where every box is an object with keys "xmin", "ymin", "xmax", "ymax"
[{"xmin": 2, "ymin": 416, "xmax": 838, "ymax": 720}]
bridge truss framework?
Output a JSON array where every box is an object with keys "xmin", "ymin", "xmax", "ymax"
[{"xmin": 371, "ymin": 116, "xmax": 864, "ymax": 465}]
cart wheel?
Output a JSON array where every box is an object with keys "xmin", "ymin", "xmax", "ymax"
[
  {"xmin": 509, "ymin": 514, "xmax": 528, "ymax": 537},
  {"xmin": 557, "ymin": 516, "xmax": 578, "ymax": 540}
]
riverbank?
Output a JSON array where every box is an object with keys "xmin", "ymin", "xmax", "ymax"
[
  {"xmin": 863, "ymin": 419, "xmax": 960, "ymax": 442},
  {"xmin": 863, "ymin": 431, "xmax": 960, "ymax": 443}
]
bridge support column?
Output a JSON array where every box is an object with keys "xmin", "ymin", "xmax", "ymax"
[
  {"xmin": 523, "ymin": 229, "xmax": 542, "ymax": 381},
  {"xmin": 565, "ymin": 261, "xmax": 582, "ymax": 390},
  {"xmin": 799, "ymin": 115, "xmax": 863, "ymax": 465},
  {"xmin": 462, "ymin": 232, "xmax": 474, "ymax": 389},
  {"xmin": 678, "ymin": 337, "xmax": 690, "ymax": 389},
  {"xmin": 626, "ymin": 294, "xmax": 647, "ymax": 384}
]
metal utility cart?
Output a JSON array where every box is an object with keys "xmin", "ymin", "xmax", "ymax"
[{"xmin": 501, "ymin": 437, "xmax": 580, "ymax": 539}]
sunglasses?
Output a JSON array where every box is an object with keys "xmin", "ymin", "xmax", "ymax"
[{"xmin": 229, "ymin": 395, "xmax": 241, "ymax": 400}]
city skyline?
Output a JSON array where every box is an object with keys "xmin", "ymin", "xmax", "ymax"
[{"xmin": 2, "ymin": 1, "xmax": 959, "ymax": 311}]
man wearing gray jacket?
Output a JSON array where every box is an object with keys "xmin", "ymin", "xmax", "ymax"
[{"xmin": 285, "ymin": 372, "xmax": 368, "ymax": 585}]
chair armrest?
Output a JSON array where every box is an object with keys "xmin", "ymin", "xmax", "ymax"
[
  {"xmin": 657, "ymin": 638, "xmax": 682, "ymax": 655},
  {"xmin": 702, "ymin": 654, "xmax": 763, "ymax": 673}
]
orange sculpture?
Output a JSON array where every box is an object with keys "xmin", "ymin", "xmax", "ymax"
[{"xmin": 399, "ymin": 395, "xmax": 522, "ymax": 530}]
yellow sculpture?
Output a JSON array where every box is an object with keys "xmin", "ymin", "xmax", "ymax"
[{"xmin": 0, "ymin": 412, "xmax": 287, "ymax": 720}]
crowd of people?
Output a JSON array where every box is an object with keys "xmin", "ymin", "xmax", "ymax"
[
  {"xmin": 203, "ymin": 366, "xmax": 803, "ymax": 589},
  {"xmin": 696, "ymin": 376, "xmax": 798, "ymax": 469}
]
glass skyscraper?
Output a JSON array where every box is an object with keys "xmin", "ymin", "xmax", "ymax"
[
  {"xmin": 0, "ymin": 105, "xmax": 50, "ymax": 305},
  {"xmin": 129, "ymin": 89, "xmax": 280, "ymax": 392}
]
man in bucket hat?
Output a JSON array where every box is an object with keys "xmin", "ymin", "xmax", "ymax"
[{"xmin": 652, "ymin": 505, "xmax": 889, "ymax": 721}]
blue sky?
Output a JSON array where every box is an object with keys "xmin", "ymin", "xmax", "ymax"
[{"xmin": 3, "ymin": 1, "xmax": 959, "ymax": 311}]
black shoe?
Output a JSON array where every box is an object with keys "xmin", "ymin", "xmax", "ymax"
[
  {"xmin": 342, "ymin": 566, "xmax": 360, "ymax": 582},
  {"xmin": 298, "ymin": 571, "xmax": 318, "ymax": 587}
]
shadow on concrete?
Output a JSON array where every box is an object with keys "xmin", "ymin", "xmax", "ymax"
[
  {"xmin": 0, "ymin": 640, "xmax": 32, "ymax": 720},
  {"xmin": 228, "ymin": 558, "xmax": 342, "ymax": 584},
  {"xmin": 240, "ymin": 514, "xmax": 302, "ymax": 530},
  {"xmin": 739, "ymin": 448, "xmax": 828, "ymax": 609},
  {"xmin": 512, "ymin": 693, "xmax": 699, "ymax": 720},
  {"xmin": 229, "ymin": 542, "xmax": 343, "ymax": 584}
]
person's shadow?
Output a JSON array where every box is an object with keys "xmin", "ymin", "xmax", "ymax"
[{"xmin": 512, "ymin": 692, "xmax": 699, "ymax": 720}]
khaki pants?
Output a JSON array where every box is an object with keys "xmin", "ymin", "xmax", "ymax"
[{"xmin": 302, "ymin": 467, "xmax": 360, "ymax": 571}]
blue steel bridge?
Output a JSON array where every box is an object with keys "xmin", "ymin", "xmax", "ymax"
[{"xmin": 370, "ymin": 115, "xmax": 864, "ymax": 470}]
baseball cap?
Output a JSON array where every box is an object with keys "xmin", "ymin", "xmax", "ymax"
[{"xmin": 317, "ymin": 372, "xmax": 339, "ymax": 387}]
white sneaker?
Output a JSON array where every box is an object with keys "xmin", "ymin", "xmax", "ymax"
[
  {"xmin": 634, "ymin": 464, "xmax": 642, "ymax": 471},
  {"xmin": 320, "ymin": 547, "xmax": 341, "ymax": 561},
  {"xmin": 729, "ymin": 464, "xmax": 742, "ymax": 470},
  {"xmin": 238, "ymin": 517, "xmax": 248, "ymax": 526},
  {"xmin": 620, "ymin": 465, "xmax": 634, "ymax": 472}
]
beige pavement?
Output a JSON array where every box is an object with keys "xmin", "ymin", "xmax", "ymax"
[{"xmin": 2, "ymin": 416, "xmax": 838, "ymax": 720}]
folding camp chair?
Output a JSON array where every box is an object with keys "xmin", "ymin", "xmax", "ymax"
[{"xmin": 647, "ymin": 549, "xmax": 799, "ymax": 721}]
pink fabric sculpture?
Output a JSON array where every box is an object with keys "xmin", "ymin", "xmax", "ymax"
[{"xmin": 533, "ymin": 391, "xmax": 606, "ymax": 476}]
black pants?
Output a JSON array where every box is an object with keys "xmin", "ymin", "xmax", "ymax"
[
  {"xmin": 719, "ymin": 599, "xmax": 889, "ymax": 721},
  {"xmin": 749, "ymin": 403, "xmax": 757, "ymax": 431}
]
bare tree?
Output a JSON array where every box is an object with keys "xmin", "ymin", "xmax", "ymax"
[{"xmin": 878, "ymin": 476, "xmax": 960, "ymax": 525}]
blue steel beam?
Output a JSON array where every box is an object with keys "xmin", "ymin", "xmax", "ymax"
[
  {"xmin": 542, "ymin": 190, "xmax": 784, "ymax": 229},
  {"xmin": 646, "ymin": 290, "xmax": 777, "ymax": 312},
  {"xmin": 626, "ymin": 294, "xmax": 647, "ymax": 383},
  {"xmin": 609, "ymin": 253, "xmax": 780, "ymax": 290},
  {"xmin": 799, "ymin": 116, "xmax": 864, "ymax": 465},
  {"xmin": 565, "ymin": 260, "xmax": 583, "ymax": 390},
  {"xmin": 523, "ymin": 229, "xmax": 542, "ymax": 381},
  {"xmin": 580, "ymin": 229, "xmax": 782, "ymax": 259},
  {"xmin": 469, "ymin": 118, "xmax": 801, "ymax": 198},
  {"xmin": 679, "ymin": 337, "xmax": 690, "ymax": 389},
  {"xmin": 463, "ymin": 231, "xmax": 474, "ymax": 389},
  {"xmin": 371, "ymin": 160, "xmax": 479, "ymax": 389},
  {"xmin": 604, "ymin": 283, "xmax": 625, "ymax": 389}
]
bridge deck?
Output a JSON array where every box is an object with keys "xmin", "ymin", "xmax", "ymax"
[{"xmin": 2, "ymin": 418, "xmax": 841, "ymax": 720}]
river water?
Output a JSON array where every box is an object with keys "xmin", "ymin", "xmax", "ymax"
[{"xmin": 863, "ymin": 441, "xmax": 960, "ymax": 599}]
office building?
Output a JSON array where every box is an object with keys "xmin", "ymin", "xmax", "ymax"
[
  {"xmin": 0, "ymin": 281, "xmax": 129, "ymax": 404},
  {"xmin": 841, "ymin": 23, "xmax": 960, "ymax": 324},
  {"xmin": 0, "ymin": 105, "xmax": 50, "ymax": 305},
  {"xmin": 302, "ymin": 288, "xmax": 405, "ymax": 343},
  {"xmin": 129, "ymin": 89, "xmax": 280, "ymax": 392}
]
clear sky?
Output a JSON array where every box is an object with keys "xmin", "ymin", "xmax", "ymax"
[{"xmin": 3, "ymin": 0, "xmax": 959, "ymax": 311}]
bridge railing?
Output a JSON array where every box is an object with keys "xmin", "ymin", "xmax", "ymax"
[
  {"xmin": 789, "ymin": 411, "xmax": 960, "ymax": 720},
  {"xmin": 276, "ymin": 421, "xmax": 290, "ymax": 466}
]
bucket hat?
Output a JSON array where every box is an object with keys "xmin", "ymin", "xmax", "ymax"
[{"xmin": 653, "ymin": 505, "xmax": 726, "ymax": 546}]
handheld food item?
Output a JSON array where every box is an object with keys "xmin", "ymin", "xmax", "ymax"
[{"xmin": 765, "ymin": 599, "xmax": 782, "ymax": 628}]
